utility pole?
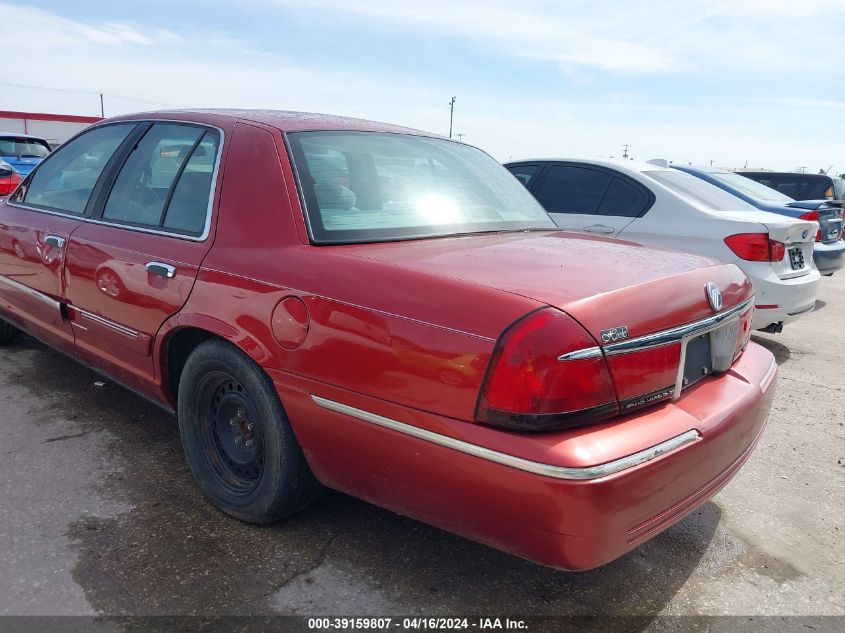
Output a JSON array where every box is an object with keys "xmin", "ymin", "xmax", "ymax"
[
  {"xmin": 455, "ymin": 133, "xmax": 465, "ymax": 142},
  {"xmin": 448, "ymin": 96, "xmax": 456, "ymax": 139},
  {"xmin": 99, "ymin": 93, "xmax": 105, "ymax": 118},
  {"xmin": 621, "ymin": 144, "xmax": 629, "ymax": 159}
]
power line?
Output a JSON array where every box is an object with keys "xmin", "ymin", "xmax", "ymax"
[{"xmin": 0, "ymin": 80, "xmax": 182, "ymax": 109}]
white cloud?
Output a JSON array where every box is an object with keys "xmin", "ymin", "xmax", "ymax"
[
  {"xmin": 0, "ymin": 2, "xmax": 842, "ymax": 175},
  {"xmin": 259, "ymin": 0, "xmax": 845, "ymax": 75}
]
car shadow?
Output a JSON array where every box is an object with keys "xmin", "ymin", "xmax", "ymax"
[
  {"xmin": 8, "ymin": 336, "xmax": 721, "ymax": 630},
  {"xmin": 813, "ymin": 299, "xmax": 826, "ymax": 312},
  {"xmin": 750, "ymin": 334, "xmax": 790, "ymax": 366}
]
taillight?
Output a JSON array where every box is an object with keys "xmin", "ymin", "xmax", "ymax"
[
  {"xmin": 476, "ymin": 308, "xmax": 617, "ymax": 432},
  {"xmin": 0, "ymin": 172, "xmax": 21, "ymax": 196},
  {"xmin": 799, "ymin": 211, "xmax": 823, "ymax": 242},
  {"xmin": 724, "ymin": 233, "xmax": 785, "ymax": 261}
]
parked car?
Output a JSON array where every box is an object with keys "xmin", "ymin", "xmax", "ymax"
[
  {"xmin": 0, "ymin": 134, "xmax": 52, "ymax": 178},
  {"xmin": 0, "ymin": 160, "xmax": 21, "ymax": 196},
  {"xmin": 736, "ymin": 171, "xmax": 845, "ymax": 202},
  {"xmin": 0, "ymin": 111, "xmax": 776, "ymax": 571},
  {"xmin": 670, "ymin": 165, "xmax": 844, "ymax": 276},
  {"xmin": 505, "ymin": 159, "xmax": 819, "ymax": 333}
]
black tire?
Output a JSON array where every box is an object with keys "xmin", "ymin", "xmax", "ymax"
[
  {"xmin": 0, "ymin": 319, "xmax": 20, "ymax": 345},
  {"xmin": 177, "ymin": 339, "xmax": 321, "ymax": 523}
]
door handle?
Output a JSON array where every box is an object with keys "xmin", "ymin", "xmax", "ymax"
[
  {"xmin": 583, "ymin": 224, "xmax": 615, "ymax": 235},
  {"xmin": 44, "ymin": 235, "xmax": 66, "ymax": 248},
  {"xmin": 145, "ymin": 261, "xmax": 176, "ymax": 279}
]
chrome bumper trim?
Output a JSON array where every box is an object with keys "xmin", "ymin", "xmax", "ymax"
[
  {"xmin": 558, "ymin": 346, "xmax": 602, "ymax": 361},
  {"xmin": 0, "ymin": 273, "xmax": 62, "ymax": 310},
  {"xmin": 311, "ymin": 395, "xmax": 701, "ymax": 481},
  {"xmin": 760, "ymin": 359, "xmax": 777, "ymax": 393},
  {"xmin": 604, "ymin": 297, "xmax": 754, "ymax": 356}
]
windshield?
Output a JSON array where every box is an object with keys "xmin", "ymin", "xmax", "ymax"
[
  {"xmin": 645, "ymin": 170, "xmax": 759, "ymax": 211},
  {"xmin": 0, "ymin": 136, "xmax": 51, "ymax": 159},
  {"xmin": 288, "ymin": 131, "xmax": 555, "ymax": 244},
  {"xmin": 710, "ymin": 171, "xmax": 793, "ymax": 202}
]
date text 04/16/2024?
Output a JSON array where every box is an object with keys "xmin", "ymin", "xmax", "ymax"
[{"xmin": 307, "ymin": 618, "xmax": 528, "ymax": 630}]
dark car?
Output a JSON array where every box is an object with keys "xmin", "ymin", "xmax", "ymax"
[
  {"xmin": 736, "ymin": 171, "xmax": 845, "ymax": 202},
  {"xmin": 673, "ymin": 165, "xmax": 844, "ymax": 276}
]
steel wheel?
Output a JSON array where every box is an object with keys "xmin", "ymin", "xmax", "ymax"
[{"xmin": 195, "ymin": 372, "xmax": 265, "ymax": 495}]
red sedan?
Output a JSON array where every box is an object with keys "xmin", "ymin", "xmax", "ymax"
[{"xmin": 0, "ymin": 110, "xmax": 775, "ymax": 570}]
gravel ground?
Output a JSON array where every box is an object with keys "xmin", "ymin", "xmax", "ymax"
[{"xmin": 0, "ymin": 274, "xmax": 842, "ymax": 632}]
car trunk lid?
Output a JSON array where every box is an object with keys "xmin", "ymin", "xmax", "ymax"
[
  {"xmin": 338, "ymin": 230, "xmax": 754, "ymax": 342},
  {"xmin": 786, "ymin": 200, "xmax": 844, "ymax": 244},
  {"xmin": 339, "ymin": 230, "xmax": 755, "ymax": 413}
]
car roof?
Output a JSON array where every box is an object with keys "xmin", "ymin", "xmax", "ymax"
[
  {"xmin": 0, "ymin": 132, "xmax": 50, "ymax": 141},
  {"xmin": 107, "ymin": 109, "xmax": 442, "ymax": 138},
  {"xmin": 737, "ymin": 171, "xmax": 832, "ymax": 180},
  {"xmin": 505, "ymin": 157, "xmax": 673, "ymax": 173}
]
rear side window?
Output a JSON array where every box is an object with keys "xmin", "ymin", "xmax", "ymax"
[
  {"xmin": 506, "ymin": 164, "xmax": 542, "ymax": 188},
  {"xmin": 533, "ymin": 165, "xmax": 612, "ymax": 214},
  {"xmin": 102, "ymin": 123, "xmax": 219, "ymax": 236},
  {"xmin": 597, "ymin": 177, "xmax": 650, "ymax": 217},
  {"xmin": 21, "ymin": 124, "xmax": 134, "ymax": 214}
]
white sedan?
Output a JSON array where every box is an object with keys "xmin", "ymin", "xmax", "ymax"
[{"xmin": 504, "ymin": 158, "xmax": 820, "ymax": 332}]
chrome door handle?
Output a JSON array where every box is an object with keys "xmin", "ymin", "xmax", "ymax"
[
  {"xmin": 44, "ymin": 235, "xmax": 66, "ymax": 248},
  {"xmin": 145, "ymin": 261, "xmax": 176, "ymax": 279},
  {"xmin": 583, "ymin": 224, "xmax": 615, "ymax": 235}
]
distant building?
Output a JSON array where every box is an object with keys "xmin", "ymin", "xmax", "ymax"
[{"xmin": 0, "ymin": 110, "xmax": 103, "ymax": 148}]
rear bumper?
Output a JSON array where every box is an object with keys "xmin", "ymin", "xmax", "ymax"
[
  {"xmin": 745, "ymin": 264, "xmax": 820, "ymax": 328},
  {"xmin": 272, "ymin": 342, "xmax": 777, "ymax": 571},
  {"xmin": 813, "ymin": 239, "xmax": 845, "ymax": 275}
]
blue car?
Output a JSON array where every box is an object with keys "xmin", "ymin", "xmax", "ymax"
[
  {"xmin": 672, "ymin": 165, "xmax": 845, "ymax": 276},
  {"xmin": 0, "ymin": 134, "xmax": 52, "ymax": 178}
]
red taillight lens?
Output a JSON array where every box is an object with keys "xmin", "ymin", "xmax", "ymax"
[
  {"xmin": 799, "ymin": 211, "xmax": 823, "ymax": 242},
  {"xmin": 0, "ymin": 172, "xmax": 21, "ymax": 196},
  {"xmin": 724, "ymin": 233, "xmax": 785, "ymax": 261},
  {"xmin": 607, "ymin": 343, "xmax": 681, "ymax": 410},
  {"xmin": 476, "ymin": 308, "xmax": 617, "ymax": 432}
]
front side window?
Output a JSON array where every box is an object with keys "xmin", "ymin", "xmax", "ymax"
[
  {"xmin": 533, "ymin": 165, "xmax": 612, "ymax": 214},
  {"xmin": 21, "ymin": 124, "xmax": 135, "ymax": 214},
  {"xmin": 288, "ymin": 131, "xmax": 554, "ymax": 244},
  {"xmin": 102, "ymin": 123, "xmax": 219, "ymax": 235}
]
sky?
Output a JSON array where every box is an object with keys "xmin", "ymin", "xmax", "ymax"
[{"xmin": 2, "ymin": 0, "xmax": 844, "ymax": 174}]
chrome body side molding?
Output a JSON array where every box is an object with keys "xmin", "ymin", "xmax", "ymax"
[{"xmin": 0, "ymin": 273, "xmax": 62, "ymax": 310}]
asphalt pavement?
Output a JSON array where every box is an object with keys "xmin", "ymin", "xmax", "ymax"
[{"xmin": 0, "ymin": 274, "xmax": 842, "ymax": 632}]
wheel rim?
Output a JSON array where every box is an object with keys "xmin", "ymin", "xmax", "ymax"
[{"xmin": 195, "ymin": 371, "xmax": 265, "ymax": 495}]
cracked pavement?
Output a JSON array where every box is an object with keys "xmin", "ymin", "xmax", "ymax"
[{"xmin": 0, "ymin": 274, "xmax": 842, "ymax": 626}]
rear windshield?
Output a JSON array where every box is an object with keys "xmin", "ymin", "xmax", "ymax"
[
  {"xmin": 645, "ymin": 170, "xmax": 759, "ymax": 211},
  {"xmin": 287, "ymin": 131, "xmax": 555, "ymax": 244},
  {"xmin": 741, "ymin": 173, "xmax": 829, "ymax": 200},
  {"xmin": 0, "ymin": 136, "xmax": 51, "ymax": 159},
  {"xmin": 709, "ymin": 171, "xmax": 793, "ymax": 202}
]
